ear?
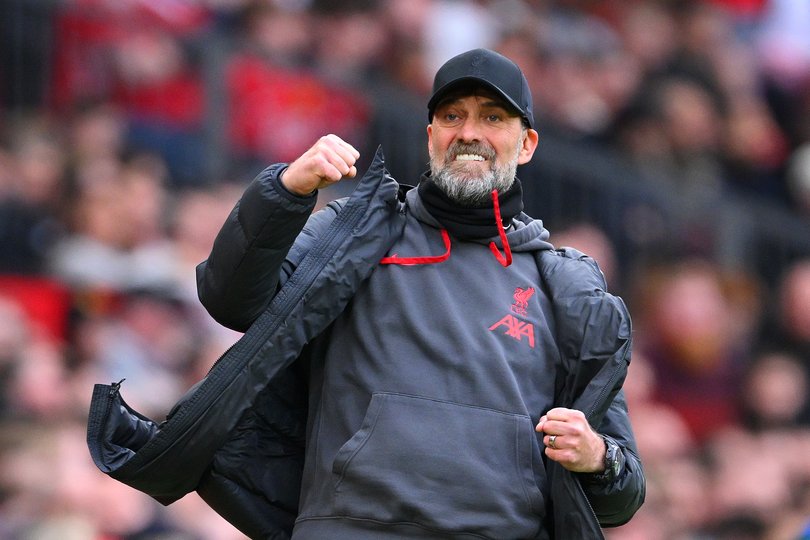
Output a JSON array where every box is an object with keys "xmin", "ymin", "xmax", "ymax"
[
  {"xmin": 517, "ymin": 128, "xmax": 539, "ymax": 165},
  {"xmin": 426, "ymin": 123, "xmax": 434, "ymax": 158}
]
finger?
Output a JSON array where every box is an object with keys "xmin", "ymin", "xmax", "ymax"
[
  {"xmin": 310, "ymin": 153, "xmax": 348, "ymax": 183},
  {"xmin": 545, "ymin": 407, "xmax": 576, "ymax": 421},
  {"xmin": 324, "ymin": 133, "xmax": 361, "ymax": 160},
  {"xmin": 535, "ymin": 415, "xmax": 547, "ymax": 432},
  {"xmin": 338, "ymin": 140, "xmax": 361, "ymax": 162},
  {"xmin": 539, "ymin": 419, "xmax": 570, "ymax": 436},
  {"xmin": 544, "ymin": 446, "xmax": 579, "ymax": 468},
  {"xmin": 309, "ymin": 140, "xmax": 357, "ymax": 178},
  {"xmin": 320, "ymin": 146, "xmax": 357, "ymax": 179},
  {"xmin": 321, "ymin": 135, "xmax": 360, "ymax": 168}
]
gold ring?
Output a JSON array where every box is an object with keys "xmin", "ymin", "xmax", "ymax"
[{"xmin": 548, "ymin": 435, "xmax": 557, "ymax": 449}]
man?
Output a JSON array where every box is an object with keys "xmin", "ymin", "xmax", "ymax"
[{"xmin": 88, "ymin": 49, "xmax": 644, "ymax": 539}]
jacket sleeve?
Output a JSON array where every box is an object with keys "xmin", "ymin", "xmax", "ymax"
[
  {"xmin": 581, "ymin": 389, "xmax": 646, "ymax": 527},
  {"xmin": 196, "ymin": 164, "xmax": 335, "ymax": 332}
]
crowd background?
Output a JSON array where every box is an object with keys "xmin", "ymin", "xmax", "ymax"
[{"xmin": 2, "ymin": 0, "xmax": 810, "ymax": 538}]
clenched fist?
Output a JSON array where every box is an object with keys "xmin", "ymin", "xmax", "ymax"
[
  {"xmin": 536, "ymin": 407, "xmax": 607, "ymax": 473},
  {"xmin": 281, "ymin": 134, "xmax": 360, "ymax": 196}
]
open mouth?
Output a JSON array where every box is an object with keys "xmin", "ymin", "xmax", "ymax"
[{"xmin": 454, "ymin": 154, "xmax": 487, "ymax": 162}]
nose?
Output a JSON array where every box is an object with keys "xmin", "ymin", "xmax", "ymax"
[{"xmin": 457, "ymin": 116, "xmax": 483, "ymax": 143}]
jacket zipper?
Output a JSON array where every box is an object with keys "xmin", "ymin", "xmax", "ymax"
[
  {"xmin": 109, "ymin": 378, "xmax": 125, "ymax": 397},
  {"xmin": 574, "ymin": 479, "xmax": 604, "ymax": 540},
  {"xmin": 585, "ymin": 350, "xmax": 628, "ymax": 419}
]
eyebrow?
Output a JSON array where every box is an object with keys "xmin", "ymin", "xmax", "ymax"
[{"xmin": 437, "ymin": 96, "xmax": 515, "ymax": 113}]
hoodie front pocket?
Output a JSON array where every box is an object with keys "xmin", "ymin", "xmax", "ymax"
[{"xmin": 332, "ymin": 392, "xmax": 544, "ymax": 537}]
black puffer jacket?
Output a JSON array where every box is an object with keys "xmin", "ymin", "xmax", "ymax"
[{"xmin": 87, "ymin": 149, "xmax": 644, "ymax": 539}]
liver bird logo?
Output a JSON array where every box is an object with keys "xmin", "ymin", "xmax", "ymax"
[{"xmin": 511, "ymin": 287, "xmax": 535, "ymax": 315}]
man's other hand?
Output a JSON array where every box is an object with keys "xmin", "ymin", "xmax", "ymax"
[{"xmin": 536, "ymin": 407, "xmax": 607, "ymax": 473}]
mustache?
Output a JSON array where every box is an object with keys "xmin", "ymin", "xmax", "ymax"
[{"xmin": 445, "ymin": 141, "xmax": 496, "ymax": 161}]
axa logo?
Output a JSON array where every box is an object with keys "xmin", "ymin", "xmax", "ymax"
[{"xmin": 489, "ymin": 286, "xmax": 536, "ymax": 348}]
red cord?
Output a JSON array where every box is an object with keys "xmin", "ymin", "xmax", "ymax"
[
  {"xmin": 380, "ymin": 190, "xmax": 511, "ymax": 267},
  {"xmin": 379, "ymin": 229, "xmax": 452, "ymax": 265},
  {"xmin": 489, "ymin": 189, "xmax": 512, "ymax": 267}
]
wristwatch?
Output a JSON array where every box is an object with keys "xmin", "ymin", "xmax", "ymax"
[{"xmin": 585, "ymin": 435, "xmax": 624, "ymax": 485}]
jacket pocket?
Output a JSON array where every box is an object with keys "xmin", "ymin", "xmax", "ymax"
[{"xmin": 332, "ymin": 392, "xmax": 544, "ymax": 538}]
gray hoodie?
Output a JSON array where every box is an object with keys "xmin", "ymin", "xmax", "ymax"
[{"xmin": 293, "ymin": 187, "xmax": 558, "ymax": 539}]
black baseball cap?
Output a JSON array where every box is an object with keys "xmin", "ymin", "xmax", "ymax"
[{"xmin": 427, "ymin": 48, "xmax": 535, "ymax": 129}]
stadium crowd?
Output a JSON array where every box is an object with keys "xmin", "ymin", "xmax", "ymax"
[{"xmin": 2, "ymin": 0, "xmax": 810, "ymax": 538}]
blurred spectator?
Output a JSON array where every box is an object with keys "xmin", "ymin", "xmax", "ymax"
[
  {"xmin": 0, "ymin": 115, "xmax": 67, "ymax": 274},
  {"xmin": 552, "ymin": 221, "xmax": 619, "ymax": 291},
  {"xmin": 6, "ymin": 333, "xmax": 71, "ymax": 421},
  {"xmin": 531, "ymin": 1, "xmax": 633, "ymax": 139},
  {"xmin": 110, "ymin": 26, "xmax": 207, "ymax": 187},
  {"xmin": 225, "ymin": 1, "xmax": 369, "ymax": 173},
  {"xmin": 633, "ymin": 259, "xmax": 749, "ymax": 441},
  {"xmin": 615, "ymin": 1, "xmax": 679, "ymax": 76},
  {"xmin": 625, "ymin": 75, "xmax": 725, "ymax": 197},
  {"xmin": 310, "ymin": 2, "xmax": 388, "ymax": 87},
  {"xmin": 48, "ymin": 151, "xmax": 178, "ymax": 291},
  {"xmin": 67, "ymin": 101, "xmax": 127, "ymax": 167},
  {"xmin": 74, "ymin": 290, "xmax": 196, "ymax": 418},
  {"xmin": 740, "ymin": 349, "xmax": 808, "ymax": 430}
]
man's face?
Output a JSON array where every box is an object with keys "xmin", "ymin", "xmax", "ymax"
[{"xmin": 427, "ymin": 91, "xmax": 538, "ymax": 206}]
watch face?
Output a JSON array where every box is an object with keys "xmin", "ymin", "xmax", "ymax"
[
  {"xmin": 611, "ymin": 455, "xmax": 621, "ymax": 475},
  {"xmin": 606, "ymin": 441, "xmax": 622, "ymax": 477}
]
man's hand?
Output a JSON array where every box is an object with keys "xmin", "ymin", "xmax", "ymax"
[
  {"xmin": 536, "ymin": 407, "xmax": 606, "ymax": 473},
  {"xmin": 280, "ymin": 134, "xmax": 360, "ymax": 196}
]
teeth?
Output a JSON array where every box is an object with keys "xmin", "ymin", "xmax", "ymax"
[{"xmin": 455, "ymin": 154, "xmax": 485, "ymax": 161}]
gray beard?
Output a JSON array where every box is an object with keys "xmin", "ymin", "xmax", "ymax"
[{"xmin": 429, "ymin": 141, "xmax": 520, "ymax": 206}]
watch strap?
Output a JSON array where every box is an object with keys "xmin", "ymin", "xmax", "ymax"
[{"xmin": 585, "ymin": 435, "xmax": 625, "ymax": 485}]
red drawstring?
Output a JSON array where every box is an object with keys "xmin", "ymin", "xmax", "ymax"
[
  {"xmin": 380, "ymin": 229, "xmax": 451, "ymax": 265},
  {"xmin": 489, "ymin": 189, "xmax": 513, "ymax": 267},
  {"xmin": 380, "ymin": 189, "xmax": 512, "ymax": 267}
]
